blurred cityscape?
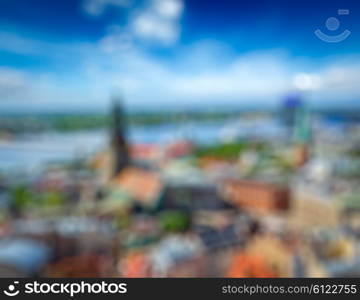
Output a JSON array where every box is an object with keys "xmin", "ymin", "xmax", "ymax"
[
  {"xmin": 0, "ymin": 0, "xmax": 360, "ymax": 277},
  {"xmin": 0, "ymin": 96, "xmax": 360, "ymax": 277}
]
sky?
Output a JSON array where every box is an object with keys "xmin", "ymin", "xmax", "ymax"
[{"xmin": 0, "ymin": 0, "xmax": 359, "ymax": 112}]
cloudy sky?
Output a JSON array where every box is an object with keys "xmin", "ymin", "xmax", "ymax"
[{"xmin": 0, "ymin": 0, "xmax": 359, "ymax": 112}]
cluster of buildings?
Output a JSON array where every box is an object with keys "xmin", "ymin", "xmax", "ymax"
[{"xmin": 0, "ymin": 96, "xmax": 359, "ymax": 277}]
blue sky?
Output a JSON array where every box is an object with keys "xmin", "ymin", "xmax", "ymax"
[{"xmin": 0, "ymin": 0, "xmax": 359, "ymax": 112}]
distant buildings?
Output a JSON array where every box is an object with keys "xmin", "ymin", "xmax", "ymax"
[
  {"xmin": 221, "ymin": 179, "xmax": 290, "ymax": 215},
  {"xmin": 290, "ymin": 186, "xmax": 340, "ymax": 230}
]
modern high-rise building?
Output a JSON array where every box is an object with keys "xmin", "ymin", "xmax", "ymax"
[
  {"xmin": 282, "ymin": 92, "xmax": 303, "ymax": 131},
  {"xmin": 282, "ymin": 92, "xmax": 312, "ymax": 166}
]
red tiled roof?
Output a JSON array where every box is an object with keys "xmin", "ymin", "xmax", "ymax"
[{"xmin": 113, "ymin": 167, "xmax": 163, "ymax": 207}]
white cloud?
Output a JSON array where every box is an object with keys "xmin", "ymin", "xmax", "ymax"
[
  {"xmin": 80, "ymin": 39, "xmax": 360, "ymax": 108},
  {"xmin": 169, "ymin": 56, "xmax": 292, "ymax": 100},
  {"xmin": 0, "ymin": 68, "xmax": 29, "ymax": 98},
  {"xmin": 98, "ymin": 26, "xmax": 133, "ymax": 53},
  {"xmin": 311, "ymin": 65, "xmax": 360, "ymax": 102},
  {"xmin": 129, "ymin": 0, "xmax": 184, "ymax": 45},
  {"xmin": 153, "ymin": 0, "xmax": 184, "ymax": 19},
  {"xmin": 82, "ymin": 0, "xmax": 131, "ymax": 17},
  {"xmin": 131, "ymin": 13, "xmax": 179, "ymax": 45},
  {"xmin": 0, "ymin": 68, "xmax": 59, "ymax": 104},
  {"xmin": 293, "ymin": 73, "xmax": 322, "ymax": 91},
  {"xmin": 83, "ymin": 0, "xmax": 183, "ymax": 46}
]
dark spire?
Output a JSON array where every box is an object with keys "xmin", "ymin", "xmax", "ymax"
[{"xmin": 110, "ymin": 96, "xmax": 129, "ymax": 177}]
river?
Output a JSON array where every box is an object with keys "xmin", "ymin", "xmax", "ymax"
[{"xmin": 0, "ymin": 119, "xmax": 287, "ymax": 172}]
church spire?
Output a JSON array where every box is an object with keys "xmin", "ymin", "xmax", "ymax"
[{"xmin": 110, "ymin": 96, "xmax": 129, "ymax": 177}]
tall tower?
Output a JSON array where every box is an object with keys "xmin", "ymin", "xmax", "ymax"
[
  {"xmin": 281, "ymin": 92, "xmax": 312, "ymax": 167},
  {"xmin": 293, "ymin": 102, "xmax": 311, "ymax": 167},
  {"xmin": 110, "ymin": 97, "xmax": 129, "ymax": 177}
]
